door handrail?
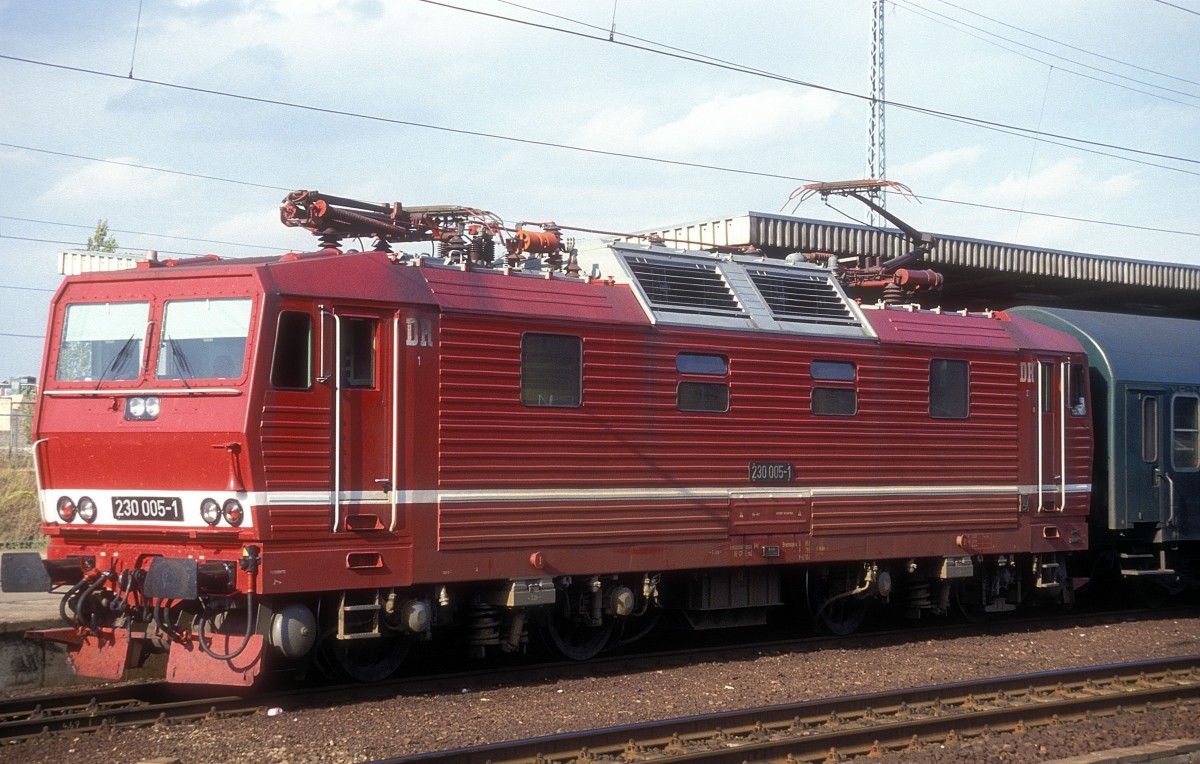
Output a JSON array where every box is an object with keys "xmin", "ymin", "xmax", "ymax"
[
  {"xmin": 324, "ymin": 309, "xmax": 342, "ymax": 533},
  {"xmin": 389, "ymin": 314, "xmax": 400, "ymax": 532},
  {"xmin": 1060, "ymin": 360, "xmax": 1068, "ymax": 510},
  {"xmin": 1163, "ymin": 470, "xmax": 1177, "ymax": 529},
  {"xmin": 1036, "ymin": 361, "xmax": 1044, "ymax": 512}
]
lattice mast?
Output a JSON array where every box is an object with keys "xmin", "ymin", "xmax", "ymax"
[{"xmin": 867, "ymin": 0, "xmax": 887, "ymax": 225}]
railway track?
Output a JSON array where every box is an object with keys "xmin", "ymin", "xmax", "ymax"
[
  {"xmin": 0, "ymin": 683, "xmax": 259, "ymax": 740},
  {"xmin": 382, "ymin": 655, "xmax": 1200, "ymax": 764},
  {"xmin": 0, "ymin": 607, "xmax": 1187, "ymax": 744}
]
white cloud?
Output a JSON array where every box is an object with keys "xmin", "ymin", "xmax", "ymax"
[
  {"xmin": 932, "ymin": 158, "xmax": 1144, "ymax": 253},
  {"xmin": 971, "ymin": 159, "xmax": 1140, "ymax": 206},
  {"xmin": 205, "ymin": 206, "xmax": 313, "ymax": 256},
  {"xmin": 38, "ymin": 159, "xmax": 187, "ymax": 207},
  {"xmin": 891, "ymin": 147, "xmax": 984, "ymax": 181},
  {"xmin": 576, "ymin": 89, "xmax": 840, "ymax": 156}
]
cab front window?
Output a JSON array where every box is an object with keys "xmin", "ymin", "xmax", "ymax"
[
  {"xmin": 156, "ymin": 298, "xmax": 252, "ymax": 380},
  {"xmin": 56, "ymin": 301, "xmax": 150, "ymax": 382}
]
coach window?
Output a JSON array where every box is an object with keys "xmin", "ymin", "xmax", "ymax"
[
  {"xmin": 340, "ymin": 317, "xmax": 376, "ymax": 388},
  {"xmin": 1143, "ymin": 397, "xmax": 1159, "ymax": 464},
  {"xmin": 929, "ymin": 359, "xmax": 969, "ymax": 419},
  {"xmin": 811, "ymin": 360, "xmax": 857, "ymax": 416},
  {"xmin": 271, "ymin": 311, "xmax": 313, "ymax": 390},
  {"xmin": 521, "ymin": 333, "xmax": 581, "ymax": 407},
  {"xmin": 1172, "ymin": 394, "xmax": 1199, "ymax": 470}
]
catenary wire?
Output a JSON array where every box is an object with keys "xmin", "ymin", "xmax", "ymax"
[
  {"xmin": 892, "ymin": 0, "xmax": 1200, "ymax": 106},
  {"xmin": 0, "ymin": 234, "xmax": 210, "ymax": 258},
  {"xmin": 2, "ymin": 44, "xmax": 1198, "ymax": 175},
  {"xmin": 2, "ymin": 142, "xmax": 1199, "ymax": 241},
  {"xmin": 1148, "ymin": 0, "xmax": 1200, "ymax": 18},
  {"xmin": 0, "ymin": 215, "xmax": 284, "ymax": 252},
  {"xmin": 0, "ymin": 284, "xmax": 55, "ymax": 293},
  {"xmin": 412, "ymin": 1, "xmax": 1200, "ymax": 168},
  {"xmin": 0, "ymin": 56, "xmax": 815, "ymax": 184},
  {"xmin": 0, "ymin": 142, "xmax": 290, "ymax": 191},
  {"xmin": 452, "ymin": 1, "xmax": 1200, "ymax": 176},
  {"xmin": 919, "ymin": 0, "xmax": 1200, "ymax": 90}
]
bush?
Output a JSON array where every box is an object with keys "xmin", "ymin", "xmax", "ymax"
[{"xmin": 0, "ymin": 452, "xmax": 43, "ymax": 547}]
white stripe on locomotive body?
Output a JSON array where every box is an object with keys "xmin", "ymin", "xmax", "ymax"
[
  {"xmin": 41, "ymin": 483, "xmax": 1091, "ymax": 527},
  {"xmin": 256, "ymin": 483, "xmax": 1091, "ymax": 508}
]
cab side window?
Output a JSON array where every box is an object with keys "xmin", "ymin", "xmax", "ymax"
[
  {"xmin": 341, "ymin": 318, "xmax": 377, "ymax": 388},
  {"xmin": 522, "ymin": 333, "xmax": 582, "ymax": 407},
  {"xmin": 271, "ymin": 311, "xmax": 313, "ymax": 390},
  {"xmin": 929, "ymin": 359, "xmax": 969, "ymax": 419}
]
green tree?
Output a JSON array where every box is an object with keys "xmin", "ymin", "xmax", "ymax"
[{"xmin": 85, "ymin": 219, "xmax": 118, "ymax": 252}]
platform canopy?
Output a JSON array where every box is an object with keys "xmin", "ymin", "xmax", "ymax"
[{"xmin": 640, "ymin": 212, "xmax": 1200, "ymax": 319}]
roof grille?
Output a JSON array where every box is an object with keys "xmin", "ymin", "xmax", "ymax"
[
  {"xmin": 746, "ymin": 268, "xmax": 860, "ymax": 326},
  {"xmin": 627, "ymin": 257, "xmax": 744, "ymax": 316}
]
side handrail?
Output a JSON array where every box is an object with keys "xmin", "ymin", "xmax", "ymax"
[
  {"xmin": 389, "ymin": 315, "xmax": 400, "ymax": 532},
  {"xmin": 30, "ymin": 437, "xmax": 50, "ymax": 506},
  {"xmin": 321, "ymin": 308, "xmax": 342, "ymax": 533},
  {"xmin": 1059, "ymin": 360, "xmax": 1068, "ymax": 510}
]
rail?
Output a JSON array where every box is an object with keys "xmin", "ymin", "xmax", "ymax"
[{"xmin": 381, "ymin": 655, "xmax": 1200, "ymax": 764}]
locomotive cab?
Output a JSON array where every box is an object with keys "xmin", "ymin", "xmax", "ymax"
[{"xmin": 2, "ymin": 268, "xmax": 276, "ymax": 682}]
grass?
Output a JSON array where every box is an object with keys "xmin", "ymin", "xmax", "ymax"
[{"xmin": 0, "ymin": 451, "xmax": 43, "ymax": 547}]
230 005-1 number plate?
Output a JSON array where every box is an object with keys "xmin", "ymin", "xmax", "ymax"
[
  {"xmin": 112, "ymin": 496, "xmax": 184, "ymax": 521},
  {"xmin": 749, "ymin": 462, "xmax": 794, "ymax": 483}
]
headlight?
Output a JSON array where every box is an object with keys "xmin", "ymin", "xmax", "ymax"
[
  {"xmin": 124, "ymin": 397, "xmax": 160, "ymax": 420},
  {"xmin": 77, "ymin": 496, "xmax": 98, "ymax": 523},
  {"xmin": 222, "ymin": 499, "xmax": 244, "ymax": 527},
  {"xmin": 200, "ymin": 498, "xmax": 222, "ymax": 526},
  {"xmin": 56, "ymin": 496, "xmax": 76, "ymax": 523}
]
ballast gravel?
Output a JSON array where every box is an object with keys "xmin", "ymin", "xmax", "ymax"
[{"xmin": 5, "ymin": 613, "xmax": 1200, "ymax": 764}]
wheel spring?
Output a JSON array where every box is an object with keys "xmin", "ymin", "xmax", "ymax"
[
  {"xmin": 466, "ymin": 604, "xmax": 501, "ymax": 649},
  {"xmin": 906, "ymin": 579, "xmax": 931, "ymax": 617}
]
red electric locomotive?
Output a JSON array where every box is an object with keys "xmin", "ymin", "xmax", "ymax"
[{"xmin": 0, "ymin": 190, "xmax": 1092, "ymax": 686}]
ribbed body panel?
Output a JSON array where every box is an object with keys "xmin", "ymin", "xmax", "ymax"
[
  {"xmin": 259, "ymin": 404, "xmax": 333, "ymax": 490},
  {"xmin": 438, "ymin": 499, "xmax": 729, "ymax": 550},
  {"xmin": 435, "ymin": 308, "xmax": 1047, "ymax": 550}
]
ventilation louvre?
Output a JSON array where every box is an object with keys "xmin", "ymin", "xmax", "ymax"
[
  {"xmin": 627, "ymin": 257, "xmax": 744, "ymax": 316},
  {"xmin": 746, "ymin": 268, "xmax": 860, "ymax": 326}
]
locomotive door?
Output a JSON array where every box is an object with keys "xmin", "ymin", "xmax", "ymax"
[
  {"xmin": 1124, "ymin": 388, "xmax": 1169, "ymax": 529},
  {"xmin": 330, "ymin": 308, "xmax": 395, "ymax": 533},
  {"xmin": 1034, "ymin": 359, "xmax": 1066, "ymax": 512}
]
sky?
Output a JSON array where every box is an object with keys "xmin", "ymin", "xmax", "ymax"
[{"xmin": 1, "ymin": 0, "xmax": 1198, "ymax": 381}]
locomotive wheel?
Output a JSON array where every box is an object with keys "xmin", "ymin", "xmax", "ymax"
[
  {"xmin": 806, "ymin": 569, "xmax": 869, "ymax": 636},
  {"xmin": 318, "ymin": 631, "xmax": 411, "ymax": 682},
  {"xmin": 540, "ymin": 609, "xmax": 615, "ymax": 661}
]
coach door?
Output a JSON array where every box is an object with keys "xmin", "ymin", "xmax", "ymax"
[
  {"xmin": 1034, "ymin": 359, "xmax": 1066, "ymax": 512},
  {"xmin": 329, "ymin": 307, "xmax": 396, "ymax": 533},
  {"xmin": 1124, "ymin": 388, "xmax": 1170, "ymax": 530}
]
